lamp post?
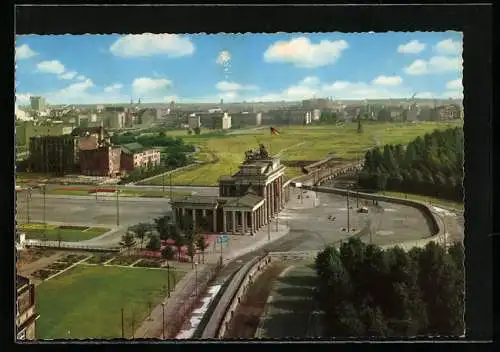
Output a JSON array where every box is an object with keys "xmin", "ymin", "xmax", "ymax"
[
  {"xmin": 42, "ymin": 185, "xmax": 47, "ymax": 239},
  {"xmin": 26, "ymin": 188, "xmax": 32, "ymax": 224},
  {"xmin": 116, "ymin": 186, "xmax": 120, "ymax": 226},
  {"xmin": 161, "ymin": 302, "xmax": 166, "ymax": 339},
  {"xmin": 194, "ymin": 262, "xmax": 198, "ymax": 297},
  {"xmin": 167, "ymin": 264, "xmax": 171, "ymax": 297},
  {"xmin": 267, "ymin": 218, "xmax": 271, "ymax": 241}
]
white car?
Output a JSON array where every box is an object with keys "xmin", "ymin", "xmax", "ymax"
[{"xmin": 357, "ymin": 207, "xmax": 369, "ymax": 213}]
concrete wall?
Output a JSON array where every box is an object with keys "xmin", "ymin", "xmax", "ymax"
[
  {"xmin": 216, "ymin": 254, "xmax": 273, "ymax": 338},
  {"xmin": 201, "ymin": 254, "xmax": 272, "ymax": 338}
]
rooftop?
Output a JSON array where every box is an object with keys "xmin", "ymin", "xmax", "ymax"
[
  {"xmin": 171, "ymin": 195, "xmax": 220, "ymax": 206},
  {"xmin": 121, "ymin": 142, "xmax": 145, "ymax": 154}
]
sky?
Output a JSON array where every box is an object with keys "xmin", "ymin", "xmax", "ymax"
[{"xmin": 15, "ymin": 32, "xmax": 463, "ymax": 105}]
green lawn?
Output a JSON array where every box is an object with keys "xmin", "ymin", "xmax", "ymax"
[
  {"xmin": 144, "ymin": 121, "xmax": 462, "ymax": 186},
  {"xmin": 379, "ymin": 191, "xmax": 464, "ymax": 211},
  {"xmin": 19, "ymin": 224, "xmax": 110, "ymax": 242},
  {"xmin": 36, "ymin": 265, "xmax": 184, "ymax": 339}
]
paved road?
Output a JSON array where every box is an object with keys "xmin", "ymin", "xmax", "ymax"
[
  {"xmin": 257, "ymin": 264, "xmax": 320, "ymax": 338},
  {"xmin": 16, "ymin": 194, "xmax": 172, "ymax": 228},
  {"xmin": 19, "ymin": 184, "xmax": 219, "ymax": 197},
  {"xmin": 198, "ymin": 188, "xmax": 433, "ymax": 338}
]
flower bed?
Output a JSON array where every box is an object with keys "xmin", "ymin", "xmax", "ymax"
[
  {"xmin": 59, "ymin": 254, "xmax": 88, "ymax": 263},
  {"xmin": 47, "ymin": 262, "xmax": 73, "ymax": 271},
  {"xmin": 87, "ymin": 253, "xmax": 115, "ymax": 264},
  {"xmin": 138, "ymin": 250, "xmax": 162, "ymax": 258},
  {"xmin": 32, "ymin": 269, "xmax": 58, "ymax": 280},
  {"xmin": 108, "ymin": 256, "xmax": 138, "ymax": 266},
  {"xmin": 18, "ymin": 223, "xmax": 58, "ymax": 231},
  {"xmin": 134, "ymin": 259, "xmax": 164, "ymax": 268}
]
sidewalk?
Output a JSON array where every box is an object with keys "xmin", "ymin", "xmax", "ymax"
[{"xmin": 134, "ymin": 263, "xmax": 211, "ymax": 339}]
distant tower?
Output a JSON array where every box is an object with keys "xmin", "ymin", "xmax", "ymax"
[
  {"xmin": 138, "ymin": 98, "xmax": 141, "ymax": 105},
  {"xmin": 220, "ymin": 98, "xmax": 224, "ymax": 106}
]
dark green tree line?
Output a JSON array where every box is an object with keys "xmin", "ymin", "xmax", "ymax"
[
  {"xmin": 358, "ymin": 127, "xmax": 463, "ymax": 202},
  {"xmin": 315, "ymin": 238, "xmax": 464, "ymax": 337}
]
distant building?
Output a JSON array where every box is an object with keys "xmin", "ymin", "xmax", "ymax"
[
  {"xmin": 16, "ymin": 275, "xmax": 39, "ymax": 340},
  {"xmin": 312, "ymin": 109, "xmax": 321, "ymax": 121},
  {"xmin": 435, "ymin": 104, "xmax": 462, "ymax": 120},
  {"xmin": 302, "ymin": 98, "xmax": 333, "ymax": 110},
  {"xmin": 120, "ymin": 143, "xmax": 161, "ymax": 172},
  {"xmin": 28, "ymin": 135, "xmax": 79, "ymax": 174},
  {"xmin": 16, "ymin": 121, "xmax": 73, "ymax": 148},
  {"xmin": 201, "ymin": 112, "xmax": 232, "ymax": 130},
  {"xmin": 305, "ymin": 112, "xmax": 312, "ymax": 125},
  {"xmin": 79, "ymin": 146, "xmax": 122, "ymax": 177},
  {"xmin": 109, "ymin": 112, "xmax": 126, "ymax": 129},
  {"xmin": 30, "ymin": 96, "xmax": 46, "ymax": 112},
  {"xmin": 188, "ymin": 115, "xmax": 201, "ymax": 129},
  {"xmin": 230, "ymin": 112, "xmax": 262, "ymax": 128},
  {"xmin": 71, "ymin": 126, "xmax": 110, "ymax": 151}
]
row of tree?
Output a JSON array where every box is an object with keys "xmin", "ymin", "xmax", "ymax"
[
  {"xmin": 315, "ymin": 237, "xmax": 464, "ymax": 337},
  {"xmin": 119, "ymin": 214, "xmax": 211, "ymax": 267},
  {"xmin": 358, "ymin": 127, "xmax": 464, "ymax": 202}
]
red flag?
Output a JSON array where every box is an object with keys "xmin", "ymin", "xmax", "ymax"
[{"xmin": 270, "ymin": 127, "xmax": 280, "ymax": 136}]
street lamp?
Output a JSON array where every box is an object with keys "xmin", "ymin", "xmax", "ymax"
[
  {"xmin": 161, "ymin": 302, "xmax": 166, "ymax": 339},
  {"xmin": 194, "ymin": 262, "xmax": 198, "ymax": 297}
]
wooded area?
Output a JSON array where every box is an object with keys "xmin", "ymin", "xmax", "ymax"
[
  {"xmin": 358, "ymin": 127, "xmax": 464, "ymax": 202},
  {"xmin": 315, "ymin": 238, "xmax": 464, "ymax": 337}
]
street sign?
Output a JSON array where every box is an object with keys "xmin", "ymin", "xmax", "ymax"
[{"xmin": 216, "ymin": 233, "xmax": 229, "ymax": 244}]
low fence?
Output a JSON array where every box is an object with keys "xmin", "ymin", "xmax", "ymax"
[
  {"xmin": 305, "ymin": 186, "xmax": 441, "ymax": 237},
  {"xmin": 201, "ymin": 254, "xmax": 272, "ymax": 339},
  {"xmin": 24, "ymin": 240, "xmax": 120, "ymax": 253},
  {"xmin": 165, "ymin": 263, "xmax": 222, "ymax": 338}
]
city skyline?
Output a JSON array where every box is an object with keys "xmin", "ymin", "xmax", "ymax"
[{"xmin": 15, "ymin": 32, "xmax": 463, "ymax": 106}]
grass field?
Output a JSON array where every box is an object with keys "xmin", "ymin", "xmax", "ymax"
[
  {"xmin": 144, "ymin": 121, "xmax": 462, "ymax": 186},
  {"xmin": 18, "ymin": 223, "xmax": 109, "ymax": 242},
  {"xmin": 36, "ymin": 265, "xmax": 183, "ymax": 339},
  {"xmin": 379, "ymin": 191, "xmax": 464, "ymax": 211}
]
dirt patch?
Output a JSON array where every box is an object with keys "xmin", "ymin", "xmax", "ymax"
[
  {"xmin": 17, "ymin": 250, "xmax": 66, "ymax": 278},
  {"xmin": 224, "ymin": 261, "xmax": 287, "ymax": 338}
]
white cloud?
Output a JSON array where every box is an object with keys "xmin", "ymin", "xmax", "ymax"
[
  {"xmin": 59, "ymin": 71, "xmax": 77, "ymax": 80},
  {"xmin": 132, "ymin": 77, "xmax": 172, "ymax": 96},
  {"xmin": 446, "ymin": 78, "xmax": 462, "ymax": 90},
  {"xmin": 76, "ymin": 75, "xmax": 86, "ymax": 81},
  {"xmin": 104, "ymin": 83, "xmax": 123, "ymax": 93},
  {"xmin": 397, "ymin": 40, "xmax": 426, "ymax": 54},
  {"xmin": 110, "ymin": 34, "xmax": 195, "ymax": 58},
  {"xmin": 15, "ymin": 44, "xmax": 38, "ymax": 60},
  {"xmin": 404, "ymin": 56, "xmax": 462, "ymax": 75},
  {"xmin": 434, "ymin": 38, "xmax": 462, "ymax": 55},
  {"xmin": 372, "ymin": 75, "xmax": 403, "ymax": 86},
  {"xmin": 215, "ymin": 81, "xmax": 258, "ymax": 92},
  {"xmin": 216, "ymin": 50, "xmax": 231, "ymax": 65},
  {"xmin": 263, "ymin": 37, "xmax": 349, "ymax": 68},
  {"xmin": 250, "ymin": 75, "xmax": 413, "ymax": 102},
  {"xmin": 37, "ymin": 60, "xmax": 66, "ymax": 75},
  {"xmin": 44, "ymin": 79, "xmax": 95, "ymax": 103}
]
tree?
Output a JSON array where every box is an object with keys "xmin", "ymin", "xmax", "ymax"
[
  {"xmin": 195, "ymin": 234, "xmax": 209, "ymax": 264},
  {"xmin": 161, "ymin": 246, "xmax": 175, "ymax": 262},
  {"xmin": 119, "ymin": 231, "xmax": 136, "ymax": 255},
  {"xmin": 193, "ymin": 127, "xmax": 201, "ymax": 135},
  {"xmin": 154, "ymin": 215, "xmax": 171, "ymax": 240},
  {"xmin": 187, "ymin": 129, "xmax": 193, "ymax": 135},
  {"xmin": 129, "ymin": 222, "xmax": 151, "ymax": 249},
  {"xmin": 146, "ymin": 234, "xmax": 161, "ymax": 251},
  {"xmin": 56, "ymin": 229, "xmax": 62, "ymax": 248},
  {"xmin": 186, "ymin": 240, "xmax": 196, "ymax": 268},
  {"xmin": 357, "ymin": 116, "xmax": 364, "ymax": 134}
]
